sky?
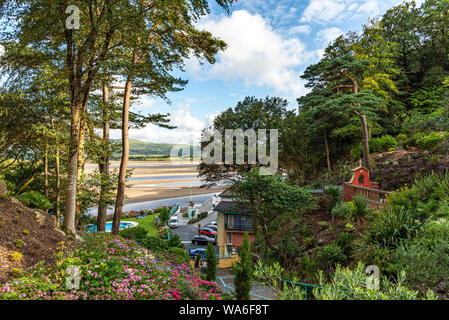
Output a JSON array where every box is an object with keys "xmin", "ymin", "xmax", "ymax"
[{"xmin": 3, "ymin": 1, "xmax": 424, "ymax": 146}]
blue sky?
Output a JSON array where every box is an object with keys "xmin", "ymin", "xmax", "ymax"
[{"xmin": 114, "ymin": 1, "xmax": 422, "ymax": 144}]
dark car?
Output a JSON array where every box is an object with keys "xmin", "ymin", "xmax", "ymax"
[
  {"xmin": 199, "ymin": 227, "xmax": 217, "ymax": 237},
  {"xmin": 191, "ymin": 235, "xmax": 216, "ymax": 245},
  {"xmin": 205, "ymin": 224, "xmax": 217, "ymax": 231},
  {"xmin": 189, "ymin": 248, "xmax": 206, "ymax": 258}
]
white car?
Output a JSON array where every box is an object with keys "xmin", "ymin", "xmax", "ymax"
[{"xmin": 168, "ymin": 216, "xmax": 179, "ymax": 228}]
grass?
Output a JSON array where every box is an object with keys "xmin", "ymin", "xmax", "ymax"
[{"xmin": 108, "ymin": 213, "xmax": 159, "ymax": 237}]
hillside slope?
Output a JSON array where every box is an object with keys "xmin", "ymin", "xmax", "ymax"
[{"xmin": 0, "ymin": 182, "xmax": 71, "ymax": 283}]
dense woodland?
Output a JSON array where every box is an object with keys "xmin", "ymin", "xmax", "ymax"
[{"xmin": 0, "ymin": 0, "xmax": 449, "ymax": 300}]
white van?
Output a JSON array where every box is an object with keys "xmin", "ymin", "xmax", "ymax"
[{"xmin": 168, "ymin": 216, "xmax": 178, "ymax": 228}]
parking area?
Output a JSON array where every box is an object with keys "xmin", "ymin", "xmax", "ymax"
[{"xmin": 171, "ymin": 210, "xmax": 219, "ymax": 255}]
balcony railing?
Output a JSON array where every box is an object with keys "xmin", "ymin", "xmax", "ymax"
[{"xmin": 225, "ymin": 223, "xmax": 254, "ymax": 232}]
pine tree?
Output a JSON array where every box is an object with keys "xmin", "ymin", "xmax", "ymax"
[
  {"xmin": 206, "ymin": 242, "xmax": 217, "ymax": 282},
  {"xmin": 233, "ymin": 233, "xmax": 253, "ymax": 300}
]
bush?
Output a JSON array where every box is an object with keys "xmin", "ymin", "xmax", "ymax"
[
  {"xmin": 365, "ymin": 207, "xmax": 426, "ymax": 249},
  {"xmin": 16, "ymin": 191, "xmax": 52, "ymax": 211},
  {"xmin": 158, "ymin": 207, "xmax": 170, "ymax": 224},
  {"xmin": 312, "ymin": 262, "xmax": 437, "ymax": 300},
  {"xmin": 335, "ymin": 232, "xmax": 355, "ymax": 256},
  {"xmin": 391, "ymin": 218, "xmax": 449, "ymax": 292},
  {"xmin": 350, "ymin": 194, "xmax": 372, "ymax": 220},
  {"xmin": 206, "ymin": 242, "xmax": 217, "ymax": 282},
  {"xmin": 139, "ymin": 236, "xmax": 168, "ymax": 252},
  {"xmin": 350, "ymin": 144, "xmax": 363, "ymax": 161},
  {"xmin": 164, "ymin": 247, "xmax": 190, "ymax": 265},
  {"xmin": 417, "ymin": 132, "xmax": 448, "ymax": 151},
  {"xmin": 119, "ymin": 226, "xmax": 148, "ymax": 243},
  {"xmin": 324, "ymin": 186, "xmax": 342, "ymax": 215},
  {"xmin": 370, "ymin": 135, "xmax": 398, "ymax": 152},
  {"xmin": 233, "ymin": 233, "xmax": 253, "ymax": 300},
  {"xmin": 332, "ymin": 201, "xmax": 351, "ymax": 219},
  {"xmin": 317, "ymin": 242, "xmax": 347, "ymax": 269}
]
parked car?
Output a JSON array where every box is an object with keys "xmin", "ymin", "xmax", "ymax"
[
  {"xmin": 168, "ymin": 216, "xmax": 178, "ymax": 228},
  {"xmin": 209, "ymin": 221, "xmax": 217, "ymax": 226},
  {"xmin": 205, "ymin": 224, "xmax": 217, "ymax": 231},
  {"xmin": 199, "ymin": 227, "xmax": 216, "ymax": 237},
  {"xmin": 191, "ymin": 235, "xmax": 216, "ymax": 245},
  {"xmin": 189, "ymin": 248, "xmax": 206, "ymax": 258}
]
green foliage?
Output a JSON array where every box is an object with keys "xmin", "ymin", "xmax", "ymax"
[
  {"xmin": 350, "ymin": 194, "xmax": 373, "ymax": 220},
  {"xmin": 15, "ymin": 239, "xmax": 24, "ymax": 248},
  {"xmin": 350, "ymin": 144, "xmax": 363, "ymax": 161},
  {"xmin": 317, "ymin": 242, "xmax": 347, "ymax": 269},
  {"xmin": 312, "ymin": 262, "xmax": 437, "ymax": 300},
  {"xmin": 324, "ymin": 186, "xmax": 342, "ymax": 214},
  {"xmin": 390, "ymin": 218, "xmax": 449, "ymax": 292},
  {"xmin": 234, "ymin": 169, "xmax": 317, "ymax": 262},
  {"xmin": 364, "ymin": 207, "xmax": 426, "ymax": 249},
  {"xmin": 233, "ymin": 233, "xmax": 253, "ymax": 300},
  {"xmin": 336, "ymin": 232, "xmax": 355, "ymax": 257},
  {"xmin": 158, "ymin": 207, "xmax": 170, "ymax": 224},
  {"xmin": 417, "ymin": 132, "xmax": 448, "ymax": 151},
  {"xmin": 369, "ymin": 135, "xmax": 398, "ymax": 152},
  {"xmin": 119, "ymin": 226, "xmax": 148, "ymax": 243},
  {"xmin": 10, "ymin": 251, "xmax": 23, "ymax": 262},
  {"xmin": 167, "ymin": 234, "xmax": 184, "ymax": 250},
  {"xmin": 318, "ymin": 221, "xmax": 329, "ymax": 229},
  {"xmin": 206, "ymin": 242, "xmax": 217, "ymax": 282},
  {"xmin": 16, "ymin": 191, "xmax": 52, "ymax": 210},
  {"xmin": 332, "ymin": 201, "xmax": 352, "ymax": 219}
]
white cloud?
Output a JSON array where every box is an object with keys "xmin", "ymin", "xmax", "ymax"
[
  {"xmin": 300, "ymin": 0, "xmax": 384, "ymax": 25},
  {"xmin": 316, "ymin": 27, "xmax": 344, "ymax": 45},
  {"xmin": 288, "ymin": 25, "xmax": 312, "ymax": 35},
  {"xmin": 0, "ymin": 44, "xmax": 4, "ymax": 57},
  {"xmin": 189, "ymin": 10, "xmax": 313, "ymax": 98},
  {"xmin": 112, "ymin": 104, "xmax": 205, "ymax": 145}
]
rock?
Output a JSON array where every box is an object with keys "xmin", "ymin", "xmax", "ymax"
[
  {"xmin": 317, "ymin": 238, "xmax": 325, "ymax": 245},
  {"xmin": 10, "ymin": 197, "xmax": 22, "ymax": 205},
  {"xmin": 434, "ymin": 282, "xmax": 448, "ymax": 294},
  {"xmin": 53, "ymin": 228, "xmax": 66, "ymax": 237},
  {"xmin": 0, "ymin": 180, "xmax": 7, "ymax": 195},
  {"xmin": 34, "ymin": 210, "xmax": 46, "ymax": 226}
]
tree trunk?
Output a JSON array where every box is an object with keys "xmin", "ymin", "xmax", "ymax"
[
  {"xmin": 44, "ymin": 145, "xmax": 48, "ymax": 200},
  {"xmin": 63, "ymin": 100, "xmax": 83, "ymax": 236},
  {"xmin": 112, "ymin": 71, "xmax": 134, "ymax": 235},
  {"xmin": 55, "ymin": 145, "xmax": 61, "ymax": 229},
  {"xmin": 97, "ymin": 84, "xmax": 110, "ymax": 232},
  {"xmin": 323, "ymin": 131, "xmax": 331, "ymax": 173},
  {"xmin": 75, "ymin": 111, "xmax": 87, "ymax": 227}
]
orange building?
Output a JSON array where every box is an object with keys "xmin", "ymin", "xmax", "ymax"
[{"xmin": 214, "ymin": 189, "xmax": 255, "ymax": 256}]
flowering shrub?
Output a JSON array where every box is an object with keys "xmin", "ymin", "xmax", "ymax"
[{"xmin": 0, "ymin": 234, "xmax": 222, "ymax": 300}]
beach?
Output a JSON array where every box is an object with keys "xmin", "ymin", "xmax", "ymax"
[{"xmin": 85, "ymin": 160, "xmax": 227, "ymax": 213}]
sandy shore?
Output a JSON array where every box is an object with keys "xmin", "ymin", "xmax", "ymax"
[{"xmin": 85, "ymin": 160, "xmax": 226, "ymax": 205}]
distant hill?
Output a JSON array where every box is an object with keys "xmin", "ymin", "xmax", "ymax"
[{"xmin": 112, "ymin": 139, "xmax": 194, "ymax": 160}]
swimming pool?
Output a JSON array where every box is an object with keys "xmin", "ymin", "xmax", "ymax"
[{"xmin": 86, "ymin": 221, "xmax": 138, "ymax": 233}]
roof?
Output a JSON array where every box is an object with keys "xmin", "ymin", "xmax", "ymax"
[{"xmin": 214, "ymin": 201, "xmax": 252, "ymax": 215}]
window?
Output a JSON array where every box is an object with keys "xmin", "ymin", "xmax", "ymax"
[
  {"xmin": 241, "ymin": 215, "xmax": 246, "ymax": 221},
  {"xmin": 358, "ymin": 174, "xmax": 365, "ymax": 184},
  {"xmin": 227, "ymin": 233, "xmax": 233, "ymax": 245}
]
